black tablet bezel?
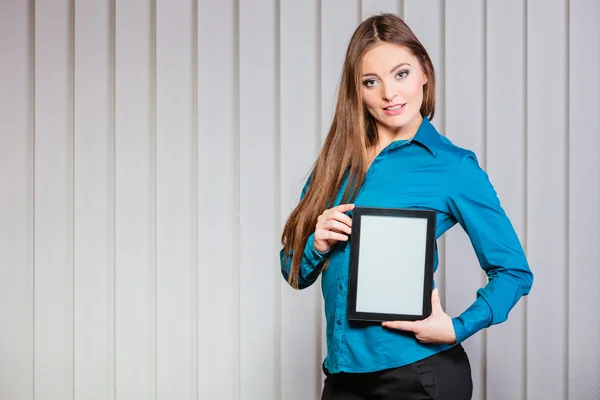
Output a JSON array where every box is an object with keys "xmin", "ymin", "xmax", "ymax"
[{"xmin": 347, "ymin": 206, "xmax": 436, "ymax": 323}]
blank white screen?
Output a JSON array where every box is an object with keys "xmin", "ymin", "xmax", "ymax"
[{"xmin": 355, "ymin": 215, "xmax": 427, "ymax": 315}]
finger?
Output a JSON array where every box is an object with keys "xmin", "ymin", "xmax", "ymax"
[
  {"xmin": 316, "ymin": 215, "xmax": 350, "ymax": 232},
  {"xmin": 324, "ymin": 219, "xmax": 352, "ymax": 235},
  {"xmin": 431, "ymin": 288, "xmax": 442, "ymax": 314},
  {"xmin": 334, "ymin": 203, "xmax": 355, "ymax": 213},
  {"xmin": 315, "ymin": 229, "xmax": 348, "ymax": 243},
  {"xmin": 382, "ymin": 320, "xmax": 418, "ymax": 332},
  {"xmin": 322, "ymin": 204, "xmax": 352, "ymax": 214},
  {"xmin": 325, "ymin": 210, "xmax": 353, "ymax": 228}
]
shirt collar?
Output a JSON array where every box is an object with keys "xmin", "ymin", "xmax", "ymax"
[{"xmin": 410, "ymin": 116, "xmax": 442, "ymax": 157}]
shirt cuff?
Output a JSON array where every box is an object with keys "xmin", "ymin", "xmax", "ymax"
[
  {"xmin": 301, "ymin": 233, "xmax": 331, "ymax": 275},
  {"xmin": 451, "ymin": 318, "xmax": 469, "ymax": 344},
  {"xmin": 451, "ymin": 297, "xmax": 494, "ymax": 344}
]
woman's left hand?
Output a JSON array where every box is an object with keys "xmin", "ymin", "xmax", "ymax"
[{"xmin": 382, "ymin": 288, "xmax": 457, "ymax": 345}]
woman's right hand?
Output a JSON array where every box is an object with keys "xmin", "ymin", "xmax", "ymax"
[{"xmin": 313, "ymin": 203, "xmax": 355, "ymax": 253}]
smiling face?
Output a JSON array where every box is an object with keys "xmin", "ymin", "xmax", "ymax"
[{"xmin": 361, "ymin": 42, "xmax": 429, "ymax": 140}]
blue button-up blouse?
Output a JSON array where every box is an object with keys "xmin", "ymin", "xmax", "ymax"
[{"xmin": 280, "ymin": 117, "xmax": 533, "ymax": 374}]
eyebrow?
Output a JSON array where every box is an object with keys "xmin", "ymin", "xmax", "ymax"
[{"xmin": 362, "ymin": 63, "xmax": 411, "ymax": 78}]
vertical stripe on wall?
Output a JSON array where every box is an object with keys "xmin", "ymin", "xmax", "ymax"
[
  {"xmin": 0, "ymin": 1, "xmax": 34, "ymax": 399},
  {"xmin": 485, "ymin": 1, "xmax": 527, "ymax": 399},
  {"xmin": 568, "ymin": 0, "xmax": 600, "ymax": 399},
  {"xmin": 526, "ymin": 0, "xmax": 569, "ymax": 398},
  {"xmin": 155, "ymin": 0, "xmax": 197, "ymax": 398},
  {"xmin": 279, "ymin": 1, "xmax": 322, "ymax": 399},
  {"xmin": 238, "ymin": 0, "xmax": 279, "ymax": 399},
  {"xmin": 444, "ymin": 1, "xmax": 487, "ymax": 399},
  {"xmin": 196, "ymin": 0, "xmax": 239, "ymax": 399},
  {"xmin": 114, "ymin": 0, "xmax": 156, "ymax": 398},
  {"xmin": 73, "ymin": 0, "xmax": 115, "ymax": 398},
  {"xmin": 33, "ymin": 0, "xmax": 75, "ymax": 398}
]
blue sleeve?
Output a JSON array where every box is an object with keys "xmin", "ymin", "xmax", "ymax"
[
  {"xmin": 446, "ymin": 150, "xmax": 534, "ymax": 343},
  {"xmin": 280, "ymin": 175, "xmax": 332, "ymax": 289}
]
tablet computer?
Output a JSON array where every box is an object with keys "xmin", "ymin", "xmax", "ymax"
[{"xmin": 347, "ymin": 206, "xmax": 436, "ymax": 323}]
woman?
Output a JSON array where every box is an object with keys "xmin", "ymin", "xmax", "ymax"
[{"xmin": 280, "ymin": 13, "xmax": 533, "ymax": 400}]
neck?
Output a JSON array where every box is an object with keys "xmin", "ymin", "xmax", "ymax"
[{"xmin": 374, "ymin": 114, "xmax": 423, "ymax": 152}]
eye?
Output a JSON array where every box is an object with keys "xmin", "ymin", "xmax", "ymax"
[
  {"xmin": 395, "ymin": 70, "xmax": 410, "ymax": 80},
  {"xmin": 362, "ymin": 78, "xmax": 378, "ymax": 88}
]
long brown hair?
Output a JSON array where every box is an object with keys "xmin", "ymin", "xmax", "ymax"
[{"xmin": 281, "ymin": 13, "xmax": 436, "ymax": 288}]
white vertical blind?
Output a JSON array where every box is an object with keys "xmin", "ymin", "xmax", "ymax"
[
  {"xmin": 73, "ymin": 1, "xmax": 115, "ymax": 398},
  {"xmin": 196, "ymin": 0, "xmax": 239, "ymax": 399},
  {"xmin": 33, "ymin": 0, "xmax": 75, "ymax": 399},
  {"xmin": 238, "ymin": 1, "xmax": 279, "ymax": 399},
  {"xmin": 526, "ymin": 0, "xmax": 569, "ymax": 399},
  {"xmin": 279, "ymin": 1, "xmax": 322, "ymax": 399},
  {"xmin": 444, "ymin": 2, "xmax": 487, "ymax": 399},
  {"xmin": 0, "ymin": 1, "xmax": 598, "ymax": 399},
  {"xmin": 568, "ymin": 1, "xmax": 600, "ymax": 399},
  {"xmin": 114, "ymin": 0, "xmax": 156, "ymax": 398},
  {"xmin": 155, "ymin": 0, "xmax": 197, "ymax": 398},
  {"xmin": 0, "ymin": 1, "xmax": 34, "ymax": 400},
  {"xmin": 485, "ymin": 1, "xmax": 527, "ymax": 399}
]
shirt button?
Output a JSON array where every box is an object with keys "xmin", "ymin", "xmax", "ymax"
[{"xmin": 336, "ymin": 320, "xmax": 341, "ymax": 326}]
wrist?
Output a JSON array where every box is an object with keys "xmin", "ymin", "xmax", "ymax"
[
  {"xmin": 306, "ymin": 233, "xmax": 333, "ymax": 260},
  {"xmin": 313, "ymin": 240, "xmax": 331, "ymax": 254}
]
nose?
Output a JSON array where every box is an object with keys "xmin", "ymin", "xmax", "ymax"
[{"xmin": 381, "ymin": 82, "xmax": 398, "ymax": 102}]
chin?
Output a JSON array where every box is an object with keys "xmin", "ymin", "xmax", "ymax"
[
  {"xmin": 381, "ymin": 115, "xmax": 411, "ymax": 128},
  {"xmin": 375, "ymin": 113, "xmax": 421, "ymax": 135}
]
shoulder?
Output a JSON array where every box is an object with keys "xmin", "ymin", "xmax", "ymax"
[
  {"xmin": 433, "ymin": 131, "xmax": 479, "ymax": 168},
  {"xmin": 420, "ymin": 119, "xmax": 475, "ymax": 162},
  {"xmin": 435, "ymin": 137, "xmax": 493, "ymax": 197},
  {"xmin": 424, "ymin": 125, "xmax": 487, "ymax": 185}
]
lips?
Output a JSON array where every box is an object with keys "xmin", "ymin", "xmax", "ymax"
[
  {"xmin": 383, "ymin": 103, "xmax": 405, "ymax": 111},
  {"xmin": 382, "ymin": 103, "xmax": 406, "ymax": 116}
]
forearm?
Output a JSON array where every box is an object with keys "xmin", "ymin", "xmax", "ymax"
[
  {"xmin": 280, "ymin": 232, "xmax": 330, "ymax": 289},
  {"xmin": 452, "ymin": 265, "xmax": 533, "ymax": 343}
]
